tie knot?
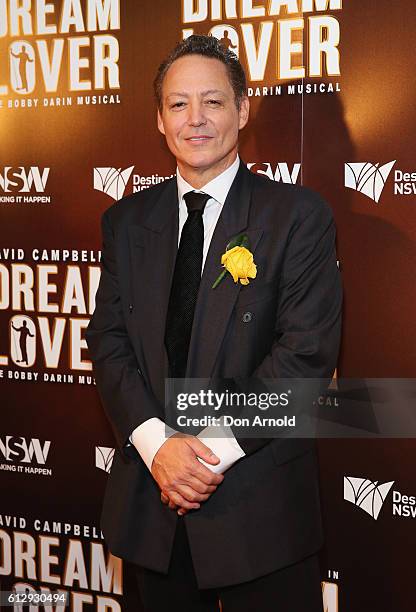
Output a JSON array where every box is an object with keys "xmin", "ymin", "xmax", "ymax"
[{"xmin": 183, "ymin": 191, "xmax": 210, "ymax": 214}]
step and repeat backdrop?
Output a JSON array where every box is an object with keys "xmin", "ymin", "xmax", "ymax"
[{"xmin": 1, "ymin": 1, "xmax": 415, "ymax": 610}]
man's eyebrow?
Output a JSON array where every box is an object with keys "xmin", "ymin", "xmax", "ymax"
[
  {"xmin": 201, "ymin": 89, "xmax": 226, "ymax": 96},
  {"xmin": 166, "ymin": 92, "xmax": 188, "ymax": 99},
  {"xmin": 165, "ymin": 89, "xmax": 227, "ymax": 99}
]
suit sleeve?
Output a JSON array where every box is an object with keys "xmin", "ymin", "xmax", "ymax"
[
  {"xmin": 233, "ymin": 193, "xmax": 343, "ymax": 456},
  {"xmin": 85, "ymin": 209, "xmax": 162, "ymax": 457}
]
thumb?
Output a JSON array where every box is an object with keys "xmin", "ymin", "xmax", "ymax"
[{"xmin": 187, "ymin": 437, "xmax": 220, "ymax": 465}]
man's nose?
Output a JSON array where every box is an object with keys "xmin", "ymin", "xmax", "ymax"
[{"xmin": 187, "ymin": 102, "xmax": 206, "ymax": 126}]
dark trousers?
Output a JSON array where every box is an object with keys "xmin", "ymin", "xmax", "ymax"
[{"xmin": 135, "ymin": 517, "xmax": 324, "ymax": 612}]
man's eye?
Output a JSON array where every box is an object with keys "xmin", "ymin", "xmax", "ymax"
[
  {"xmin": 206, "ymin": 99, "xmax": 220, "ymax": 105},
  {"xmin": 172, "ymin": 102, "xmax": 185, "ymax": 108}
]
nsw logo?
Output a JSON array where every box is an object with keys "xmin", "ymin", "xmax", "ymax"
[
  {"xmin": 0, "ymin": 167, "xmax": 50, "ymax": 193},
  {"xmin": 247, "ymin": 162, "xmax": 301, "ymax": 184},
  {"xmin": 0, "ymin": 436, "xmax": 51, "ymax": 465},
  {"xmin": 344, "ymin": 161, "xmax": 396, "ymax": 203},
  {"xmin": 95, "ymin": 446, "xmax": 114, "ymax": 473},
  {"xmin": 93, "ymin": 166, "xmax": 134, "ymax": 201},
  {"xmin": 344, "ymin": 476, "xmax": 394, "ymax": 520}
]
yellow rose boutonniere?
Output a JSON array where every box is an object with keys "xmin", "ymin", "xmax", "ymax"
[
  {"xmin": 221, "ymin": 246, "xmax": 257, "ymax": 285},
  {"xmin": 212, "ymin": 233, "xmax": 257, "ymax": 288}
]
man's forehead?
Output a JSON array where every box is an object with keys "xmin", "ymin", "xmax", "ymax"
[
  {"xmin": 164, "ymin": 55, "xmax": 229, "ymax": 81},
  {"xmin": 162, "ymin": 57, "xmax": 232, "ymax": 98}
]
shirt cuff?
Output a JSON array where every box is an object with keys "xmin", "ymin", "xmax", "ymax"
[
  {"xmin": 130, "ymin": 417, "xmax": 176, "ymax": 472},
  {"xmin": 197, "ymin": 417, "xmax": 246, "ymax": 474}
]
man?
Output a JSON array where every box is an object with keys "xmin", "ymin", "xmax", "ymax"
[
  {"xmin": 86, "ymin": 35, "xmax": 342, "ymax": 611},
  {"xmin": 11, "ymin": 45, "xmax": 33, "ymax": 92},
  {"xmin": 12, "ymin": 319, "xmax": 34, "ymax": 365},
  {"xmin": 218, "ymin": 30, "xmax": 237, "ymax": 52}
]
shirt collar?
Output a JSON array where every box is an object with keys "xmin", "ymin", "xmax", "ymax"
[{"xmin": 176, "ymin": 154, "xmax": 240, "ymax": 206}]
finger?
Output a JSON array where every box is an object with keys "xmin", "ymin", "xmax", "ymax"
[
  {"xmin": 160, "ymin": 491, "xmax": 177, "ymax": 509},
  {"xmin": 175, "ymin": 483, "xmax": 210, "ymax": 503},
  {"xmin": 161, "ymin": 492, "xmax": 178, "ymax": 510},
  {"xmin": 192, "ymin": 462, "xmax": 225, "ymax": 486},
  {"xmin": 186, "ymin": 477, "xmax": 218, "ymax": 495},
  {"xmin": 186, "ymin": 438, "xmax": 220, "ymax": 465},
  {"xmin": 168, "ymin": 490, "xmax": 200, "ymax": 511}
]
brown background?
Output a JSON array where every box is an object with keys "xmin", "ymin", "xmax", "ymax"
[{"xmin": 1, "ymin": 1, "xmax": 415, "ymax": 609}]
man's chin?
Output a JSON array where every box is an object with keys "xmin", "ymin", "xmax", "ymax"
[
  {"xmin": 179, "ymin": 152, "xmax": 234, "ymax": 172},
  {"xmin": 180, "ymin": 156, "xmax": 217, "ymax": 172}
]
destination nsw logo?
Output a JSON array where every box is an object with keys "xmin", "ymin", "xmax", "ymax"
[
  {"xmin": 345, "ymin": 160, "xmax": 416, "ymax": 203},
  {"xmin": 95, "ymin": 446, "xmax": 114, "ymax": 473},
  {"xmin": 344, "ymin": 475, "xmax": 416, "ymax": 520},
  {"xmin": 93, "ymin": 166, "xmax": 175, "ymax": 200},
  {"xmin": 93, "ymin": 166, "xmax": 134, "ymax": 201},
  {"xmin": 344, "ymin": 476, "xmax": 394, "ymax": 520}
]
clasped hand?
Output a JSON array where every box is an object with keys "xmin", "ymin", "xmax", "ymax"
[{"xmin": 151, "ymin": 433, "xmax": 223, "ymax": 515}]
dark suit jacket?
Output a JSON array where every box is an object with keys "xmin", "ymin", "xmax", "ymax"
[{"xmin": 85, "ymin": 161, "xmax": 342, "ymax": 589}]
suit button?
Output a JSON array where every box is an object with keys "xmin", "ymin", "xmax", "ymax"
[
  {"xmin": 242, "ymin": 312, "xmax": 253, "ymax": 323},
  {"xmin": 128, "ymin": 304, "xmax": 134, "ymax": 313}
]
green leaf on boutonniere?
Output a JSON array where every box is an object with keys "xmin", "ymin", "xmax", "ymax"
[{"xmin": 226, "ymin": 233, "xmax": 249, "ymax": 251}]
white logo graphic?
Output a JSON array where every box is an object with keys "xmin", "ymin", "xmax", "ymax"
[
  {"xmin": 10, "ymin": 42, "xmax": 36, "ymax": 94},
  {"xmin": 0, "ymin": 436, "xmax": 51, "ymax": 465},
  {"xmin": 95, "ymin": 446, "xmax": 114, "ymax": 473},
  {"xmin": 94, "ymin": 166, "xmax": 134, "ymax": 200},
  {"xmin": 344, "ymin": 161, "xmax": 396, "ymax": 203},
  {"xmin": 10, "ymin": 315, "xmax": 36, "ymax": 368},
  {"xmin": 247, "ymin": 162, "xmax": 301, "ymax": 184},
  {"xmin": 344, "ymin": 476, "xmax": 395, "ymax": 520},
  {"xmin": 0, "ymin": 167, "xmax": 50, "ymax": 192}
]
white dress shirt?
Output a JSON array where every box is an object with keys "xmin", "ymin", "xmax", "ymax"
[{"xmin": 130, "ymin": 154, "xmax": 246, "ymax": 473}]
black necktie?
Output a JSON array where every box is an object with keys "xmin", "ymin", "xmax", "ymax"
[{"xmin": 164, "ymin": 191, "xmax": 210, "ymax": 378}]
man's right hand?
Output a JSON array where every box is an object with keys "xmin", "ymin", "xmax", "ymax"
[{"xmin": 151, "ymin": 433, "xmax": 224, "ymax": 512}]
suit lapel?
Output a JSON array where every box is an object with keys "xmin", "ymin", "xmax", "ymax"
[
  {"xmin": 128, "ymin": 178, "xmax": 178, "ymax": 397},
  {"xmin": 186, "ymin": 162, "xmax": 263, "ymax": 378}
]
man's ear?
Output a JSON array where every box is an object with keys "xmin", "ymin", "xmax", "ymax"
[
  {"xmin": 157, "ymin": 109, "xmax": 165, "ymax": 135},
  {"xmin": 238, "ymin": 96, "xmax": 250, "ymax": 130}
]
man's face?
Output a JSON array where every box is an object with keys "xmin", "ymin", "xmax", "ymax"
[{"xmin": 157, "ymin": 55, "xmax": 249, "ymax": 182}]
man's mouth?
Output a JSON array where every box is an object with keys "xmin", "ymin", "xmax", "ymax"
[{"xmin": 186, "ymin": 136, "xmax": 212, "ymax": 141}]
